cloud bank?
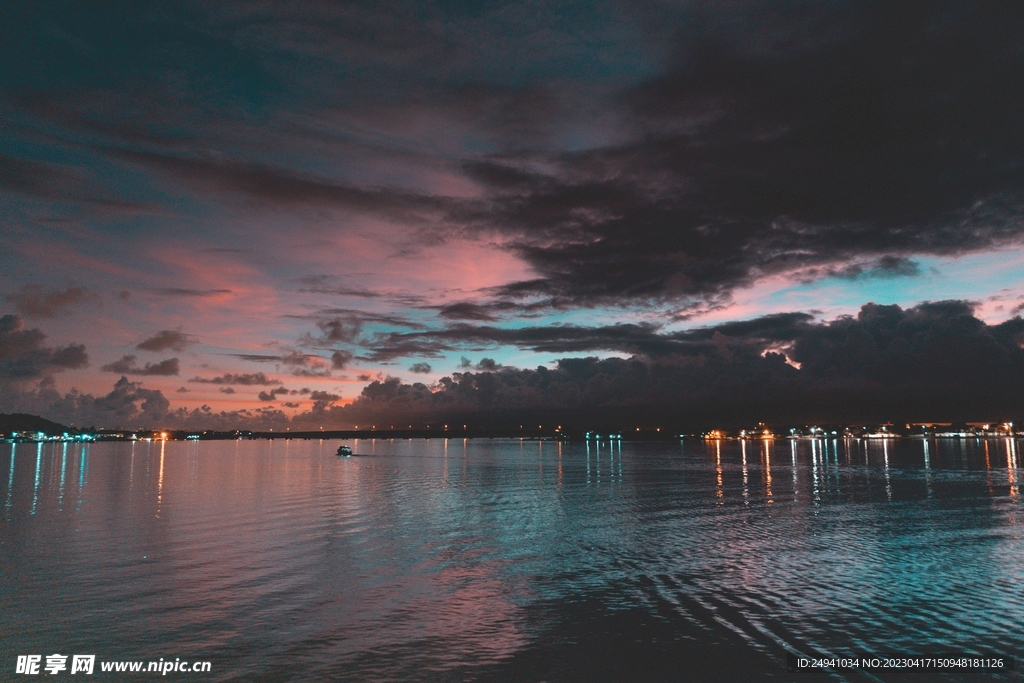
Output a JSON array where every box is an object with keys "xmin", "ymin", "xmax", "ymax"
[
  {"xmin": 0, "ymin": 315, "xmax": 89, "ymax": 381},
  {"xmin": 5, "ymin": 302, "xmax": 1023, "ymax": 429},
  {"xmin": 101, "ymin": 355, "xmax": 180, "ymax": 376}
]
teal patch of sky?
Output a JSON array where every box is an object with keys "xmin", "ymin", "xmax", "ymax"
[
  {"xmin": 761, "ymin": 251, "xmax": 1024, "ymax": 318},
  {"xmin": 526, "ymin": 305, "xmax": 660, "ymax": 329}
]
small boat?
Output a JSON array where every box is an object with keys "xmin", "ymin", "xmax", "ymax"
[{"xmin": 336, "ymin": 445, "xmax": 353, "ymax": 457}]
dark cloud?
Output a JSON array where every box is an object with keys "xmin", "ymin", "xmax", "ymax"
[
  {"xmin": 430, "ymin": 296, "xmax": 569, "ymax": 322},
  {"xmin": 1, "ymin": 377, "xmax": 294, "ymax": 431},
  {"xmin": 838, "ymin": 256, "xmax": 922, "ymax": 280},
  {"xmin": 188, "ymin": 372, "xmax": 281, "ymax": 385},
  {"xmin": 101, "ymin": 355, "xmax": 180, "ymax": 376},
  {"xmin": 287, "ymin": 351, "xmax": 334, "ymax": 377},
  {"xmin": 281, "ymin": 351, "xmax": 313, "ymax": 367},
  {"xmin": 148, "ymin": 289, "xmax": 232, "ymax": 297},
  {"xmin": 408, "ymin": 362, "xmax": 432, "ymax": 374},
  {"xmin": 305, "ymin": 390, "xmax": 342, "ymax": 415},
  {"xmin": 291, "ymin": 367, "xmax": 333, "ymax": 378},
  {"xmin": 10, "ymin": 302, "xmax": 1022, "ymax": 430},
  {"xmin": 0, "ymin": 315, "xmax": 89, "ymax": 381},
  {"xmin": 0, "ymin": 376, "xmax": 170, "ymax": 429},
  {"xmin": 436, "ymin": 302, "xmax": 500, "ymax": 322},
  {"xmin": 258, "ymin": 387, "xmax": 290, "ymax": 402},
  {"xmin": 176, "ymin": 387, "xmax": 189, "ymax": 393},
  {"xmin": 5, "ymin": 285, "xmax": 100, "ymax": 319},
  {"xmin": 456, "ymin": 356, "xmax": 504, "ymax": 371},
  {"xmin": 109, "ymin": 148, "xmax": 457, "ymax": 222},
  {"xmin": 318, "ymin": 317, "xmax": 363, "ymax": 343},
  {"xmin": 331, "ymin": 350, "xmax": 353, "ymax": 369},
  {"xmin": 219, "ymin": 387, "xmax": 235, "ymax": 394},
  {"xmin": 136, "ymin": 330, "xmax": 195, "ymax": 352},
  {"xmin": 8, "ymin": 1, "xmax": 1024, "ymax": 312},
  {"xmin": 362, "ymin": 318, "xmax": 805, "ymax": 361},
  {"xmin": 441, "ymin": 1, "xmax": 1024, "ymax": 308},
  {"xmin": 333, "ymin": 302, "xmax": 1024, "ymax": 428},
  {"xmin": 793, "ymin": 256, "xmax": 923, "ymax": 284},
  {"xmin": 229, "ymin": 354, "xmax": 284, "ymax": 363},
  {"xmin": 228, "ymin": 351, "xmax": 331, "ymax": 376},
  {"xmin": 293, "ymin": 310, "xmax": 427, "ymax": 347}
]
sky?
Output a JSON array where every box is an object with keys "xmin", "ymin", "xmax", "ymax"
[{"xmin": 2, "ymin": 0, "xmax": 1024, "ymax": 430}]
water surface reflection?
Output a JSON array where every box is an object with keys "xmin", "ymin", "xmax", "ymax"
[{"xmin": 1, "ymin": 437, "xmax": 1021, "ymax": 681}]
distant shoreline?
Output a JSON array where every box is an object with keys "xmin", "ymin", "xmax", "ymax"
[
  {"xmin": 3, "ymin": 412, "xmax": 1020, "ymax": 443},
  {"xmin": 3, "ymin": 427, "xmax": 1022, "ymax": 445}
]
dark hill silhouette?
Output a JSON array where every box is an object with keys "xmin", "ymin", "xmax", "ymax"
[{"xmin": 0, "ymin": 413, "xmax": 71, "ymax": 435}]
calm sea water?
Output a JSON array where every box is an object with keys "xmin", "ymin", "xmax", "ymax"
[{"xmin": 1, "ymin": 437, "xmax": 1021, "ymax": 682}]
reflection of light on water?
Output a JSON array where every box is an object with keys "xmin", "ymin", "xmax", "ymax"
[
  {"xmin": 923, "ymin": 439, "xmax": 933, "ymax": 499},
  {"xmin": 31, "ymin": 442, "xmax": 42, "ymax": 515},
  {"xmin": 77, "ymin": 445, "xmax": 87, "ymax": 511},
  {"xmin": 586, "ymin": 440, "xmax": 590, "ymax": 486},
  {"xmin": 442, "ymin": 439, "xmax": 449, "ymax": 487},
  {"xmin": 790, "ymin": 439, "xmax": 798, "ymax": 499},
  {"xmin": 5, "ymin": 443, "xmax": 16, "ymax": 514},
  {"xmin": 285, "ymin": 438, "xmax": 292, "ymax": 478},
  {"xmin": 741, "ymin": 439, "xmax": 749, "ymax": 504},
  {"xmin": 617, "ymin": 439, "xmax": 623, "ymax": 482},
  {"xmin": 1007, "ymin": 438, "xmax": 1018, "ymax": 499},
  {"xmin": 59, "ymin": 442, "xmax": 67, "ymax": 510},
  {"xmin": 811, "ymin": 438, "xmax": 820, "ymax": 505},
  {"xmin": 830, "ymin": 439, "xmax": 840, "ymax": 497},
  {"xmin": 557, "ymin": 441, "xmax": 563, "ymax": 489},
  {"xmin": 763, "ymin": 440, "xmax": 773, "ymax": 503},
  {"xmin": 14, "ymin": 438, "xmax": 1024, "ymax": 679},
  {"xmin": 983, "ymin": 439, "xmax": 994, "ymax": 496},
  {"xmin": 538, "ymin": 440, "xmax": 543, "ymax": 480},
  {"xmin": 715, "ymin": 440, "xmax": 723, "ymax": 503},
  {"xmin": 156, "ymin": 440, "xmax": 165, "ymax": 517},
  {"xmin": 188, "ymin": 438, "xmax": 200, "ymax": 486},
  {"xmin": 883, "ymin": 439, "xmax": 892, "ymax": 501}
]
